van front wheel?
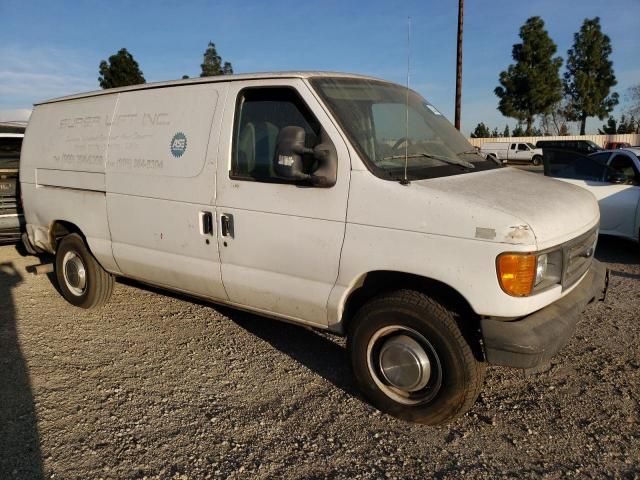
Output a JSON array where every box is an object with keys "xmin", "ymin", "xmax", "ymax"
[
  {"xmin": 55, "ymin": 234, "xmax": 114, "ymax": 309},
  {"xmin": 348, "ymin": 290, "xmax": 485, "ymax": 425},
  {"xmin": 532, "ymin": 155, "xmax": 542, "ymax": 166}
]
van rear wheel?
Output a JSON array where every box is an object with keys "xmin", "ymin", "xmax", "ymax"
[
  {"xmin": 55, "ymin": 233, "xmax": 114, "ymax": 309},
  {"xmin": 347, "ymin": 289, "xmax": 485, "ymax": 425}
]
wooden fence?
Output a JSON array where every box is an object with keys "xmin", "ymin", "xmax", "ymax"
[{"xmin": 468, "ymin": 133, "xmax": 640, "ymax": 148}]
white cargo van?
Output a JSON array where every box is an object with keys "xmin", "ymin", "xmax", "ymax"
[
  {"xmin": 481, "ymin": 141, "xmax": 543, "ymax": 166},
  {"xmin": 21, "ymin": 72, "xmax": 608, "ymax": 425}
]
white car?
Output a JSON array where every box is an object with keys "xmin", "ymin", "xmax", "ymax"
[{"xmin": 544, "ymin": 148, "xmax": 640, "ymax": 242}]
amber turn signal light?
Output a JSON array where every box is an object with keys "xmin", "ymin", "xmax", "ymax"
[{"xmin": 497, "ymin": 253, "xmax": 536, "ymax": 297}]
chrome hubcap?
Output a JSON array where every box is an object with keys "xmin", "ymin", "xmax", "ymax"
[
  {"xmin": 62, "ymin": 251, "xmax": 86, "ymax": 296},
  {"xmin": 367, "ymin": 326, "xmax": 442, "ymax": 405},
  {"xmin": 379, "ymin": 335, "xmax": 431, "ymax": 391}
]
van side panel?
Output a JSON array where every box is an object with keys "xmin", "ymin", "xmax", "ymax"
[
  {"xmin": 20, "ymin": 96, "xmax": 120, "ymax": 272},
  {"xmin": 105, "ymin": 84, "xmax": 228, "ymax": 300},
  {"xmin": 21, "ymin": 184, "xmax": 117, "ymax": 271},
  {"xmin": 20, "ymin": 97, "xmax": 115, "ymax": 181}
]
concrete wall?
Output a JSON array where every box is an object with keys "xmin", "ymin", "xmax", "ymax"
[{"xmin": 468, "ymin": 133, "xmax": 640, "ymax": 148}]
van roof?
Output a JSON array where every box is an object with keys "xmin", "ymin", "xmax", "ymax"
[{"xmin": 35, "ymin": 71, "xmax": 388, "ymax": 106}]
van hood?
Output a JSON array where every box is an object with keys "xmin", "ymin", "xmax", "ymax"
[{"xmin": 348, "ymin": 167, "xmax": 599, "ymax": 249}]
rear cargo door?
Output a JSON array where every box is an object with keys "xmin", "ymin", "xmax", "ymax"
[{"xmin": 215, "ymin": 79, "xmax": 350, "ymax": 326}]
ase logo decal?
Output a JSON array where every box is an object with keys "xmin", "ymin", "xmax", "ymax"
[{"xmin": 170, "ymin": 132, "xmax": 187, "ymax": 158}]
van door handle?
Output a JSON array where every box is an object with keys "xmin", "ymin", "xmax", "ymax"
[
  {"xmin": 220, "ymin": 214, "xmax": 234, "ymax": 238},
  {"xmin": 200, "ymin": 211, "xmax": 213, "ymax": 236}
]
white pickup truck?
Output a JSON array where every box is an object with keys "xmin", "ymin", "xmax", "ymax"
[
  {"xmin": 481, "ymin": 141, "xmax": 544, "ymax": 166},
  {"xmin": 20, "ymin": 72, "xmax": 608, "ymax": 425}
]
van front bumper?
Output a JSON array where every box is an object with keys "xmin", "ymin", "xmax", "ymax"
[{"xmin": 480, "ymin": 259, "xmax": 608, "ymax": 369}]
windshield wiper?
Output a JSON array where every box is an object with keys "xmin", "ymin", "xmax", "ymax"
[{"xmin": 383, "ymin": 152, "xmax": 475, "ymax": 169}]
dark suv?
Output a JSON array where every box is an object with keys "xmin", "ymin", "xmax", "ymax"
[
  {"xmin": 535, "ymin": 139, "xmax": 602, "ymax": 155},
  {"xmin": 0, "ymin": 131, "xmax": 24, "ymax": 243}
]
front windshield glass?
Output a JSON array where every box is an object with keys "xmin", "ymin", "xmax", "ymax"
[
  {"xmin": 526, "ymin": 143, "xmax": 536, "ymax": 149},
  {"xmin": 311, "ymin": 77, "xmax": 500, "ymax": 180}
]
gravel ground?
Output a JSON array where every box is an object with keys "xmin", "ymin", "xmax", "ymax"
[{"xmin": 1, "ymin": 236, "xmax": 639, "ymax": 480}]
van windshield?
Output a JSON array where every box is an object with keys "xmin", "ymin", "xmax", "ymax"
[{"xmin": 311, "ymin": 77, "xmax": 500, "ymax": 181}]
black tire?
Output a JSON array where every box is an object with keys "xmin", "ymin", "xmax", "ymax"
[
  {"xmin": 532, "ymin": 156, "xmax": 542, "ymax": 166},
  {"xmin": 347, "ymin": 290, "xmax": 486, "ymax": 425},
  {"xmin": 55, "ymin": 233, "xmax": 114, "ymax": 309}
]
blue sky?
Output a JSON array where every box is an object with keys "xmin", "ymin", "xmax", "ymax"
[{"xmin": 1, "ymin": 0, "xmax": 638, "ymax": 134}]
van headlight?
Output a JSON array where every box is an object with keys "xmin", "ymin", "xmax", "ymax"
[
  {"xmin": 535, "ymin": 254, "xmax": 548, "ymax": 285},
  {"xmin": 497, "ymin": 250, "xmax": 562, "ymax": 297}
]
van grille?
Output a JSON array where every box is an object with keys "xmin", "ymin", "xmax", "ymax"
[{"xmin": 562, "ymin": 227, "xmax": 598, "ymax": 290}]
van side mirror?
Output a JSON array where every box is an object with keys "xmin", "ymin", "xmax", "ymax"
[{"xmin": 273, "ymin": 126, "xmax": 337, "ymax": 187}]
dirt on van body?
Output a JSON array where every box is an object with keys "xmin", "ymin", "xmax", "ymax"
[{"xmin": 1, "ymin": 236, "xmax": 639, "ymax": 480}]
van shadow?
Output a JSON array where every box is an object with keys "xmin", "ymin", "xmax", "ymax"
[
  {"xmin": 595, "ymin": 234, "xmax": 639, "ymax": 267},
  {"xmin": 0, "ymin": 261, "xmax": 44, "ymax": 479},
  {"xmin": 118, "ymin": 278, "xmax": 360, "ymax": 398},
  {"xmin": 220, "ymin": 307, "xmax": 360, "ymax": 397}
]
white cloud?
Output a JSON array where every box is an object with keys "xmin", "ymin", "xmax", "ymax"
[{"xmin": 0, "ymin": 45, "xmax": 98, "ymax": 109}]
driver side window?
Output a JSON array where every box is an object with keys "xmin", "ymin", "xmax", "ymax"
[{"xmin": 231, "ymin": 87, "xmax": 321, "ymax": 182}]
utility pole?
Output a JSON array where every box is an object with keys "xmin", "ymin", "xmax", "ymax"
[{"xmin": 454, "ymin": 0, "xmax": 464, "ymax": 130}]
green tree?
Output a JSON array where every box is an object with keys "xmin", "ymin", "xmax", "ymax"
[
  {"xmin": 617, "ymin": 115, "xmax": 629, "ymax": 134},
  {"xmin": 512, "ymin": 124, "xmax": 526, "ymax": 137},
  {"xmin": 563, "ymin": 17, "xmax": 618, "ymax": 135},
  {"xmin": 200, "ymin": 41, "xmax": 233, "ymax": 77},
  {"xmin": 491, "ymin": 127, "xmax": 499, "ymax": 138},
  {"xmin": 495, "ymin": 17, "xmax": 563, "ymax": 134},
  {"xmin": 598, "ymin": 116, "xmax": 617, "ymax": 134},
  {"xmin": 503, "ymin": 125, "xmax": 510, "ymax": 137},
  {"xmin": 530, "ymin": 126, "xmax": 543, "ymax": 136},
  {"xmin": 470, "ymin": 122, "xmax": 491, "ymax": 138},
  {"xmin": 615, "ymin": 115, "xmax": 637, "ymax": 134},
  {"xmin": 98, "ymin": 48, "xmax": 145, "ymax": 89}
]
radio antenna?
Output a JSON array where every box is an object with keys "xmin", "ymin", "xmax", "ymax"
[{"xmin": 401, "ymin": 16, "xmax": 411, "ymax": 186}]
